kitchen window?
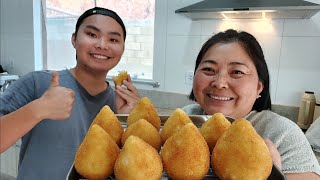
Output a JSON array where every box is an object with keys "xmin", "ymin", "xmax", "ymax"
[{"xmin": 45, "ymin": 0, "xmax": 157, "ymax": 83}]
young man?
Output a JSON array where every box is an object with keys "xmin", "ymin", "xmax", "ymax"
[{"xmin": 0, "ymin": 7, "xmax": 140, "ymax": 179}]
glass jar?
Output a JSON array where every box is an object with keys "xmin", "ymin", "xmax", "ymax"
[
  {"xmin": 297, "ymin": 91, "xmax": 316, "ymax": 130},
  {"xmin": 313, "ymin": 102, "xmax": 320, "ymax": 121}
]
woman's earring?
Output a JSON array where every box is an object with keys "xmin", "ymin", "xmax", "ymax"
[{"xmin": 257, "ymin": 95, "xmax": 261, "ymax": 99}]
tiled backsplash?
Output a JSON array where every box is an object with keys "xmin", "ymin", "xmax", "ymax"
[{"xmin": 139, "ymin": 89, "xmax": 300, "ymax": 122}]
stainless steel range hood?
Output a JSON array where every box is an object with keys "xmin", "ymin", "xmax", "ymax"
[{"xmin": 175, "ymin": 0, "xmax": 320, "ymax": 20}]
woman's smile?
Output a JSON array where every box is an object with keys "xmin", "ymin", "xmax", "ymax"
[{"xmin": 207, "ymin": 94, "xmax": 233, "ymax": 101}]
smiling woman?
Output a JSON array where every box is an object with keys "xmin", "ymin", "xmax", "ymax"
[
  {"xmin": 182, "ymin": 29, "xmax": 320, "ymax": 179},
  {"xmin": 192, "ymin": 42, "xmax": 263, "ymax": 118}
]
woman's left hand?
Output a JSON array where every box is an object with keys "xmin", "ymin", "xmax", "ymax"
[
  {"xmin": 264, "ymin": 138, "xmax": 282, "ymax": 169},
  {"xmin": 115, "ymin": 75, "xmax": 140, "ymax": 114}
]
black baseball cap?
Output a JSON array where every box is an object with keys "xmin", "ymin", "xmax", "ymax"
[{"xmin": 75, "ymin": 7, "xmax": 126, "ymax": 40}]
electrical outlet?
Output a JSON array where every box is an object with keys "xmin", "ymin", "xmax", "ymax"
[{"xmin": 185, "ymin": 71, "xmax": 194, "ymax": 85}]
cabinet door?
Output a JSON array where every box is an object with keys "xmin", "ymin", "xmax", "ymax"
[{"xmin": 0, "ymin": 145, "xmax": 18, "ymax": 178}]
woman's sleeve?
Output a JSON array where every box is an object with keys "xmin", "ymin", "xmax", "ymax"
[
  {"xmin": 269, "ymin": 116, "xmax": 320, "ymax": 175},
  {"xmin": 250, "ymin": 111, "xmax": 320, "ymax": 175}
]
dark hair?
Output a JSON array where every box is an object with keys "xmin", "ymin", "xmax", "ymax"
[
  {"xmin": 189, "ymin": 29, "xmax": 271, "ymax": 111},
  {"xmin": 75, "ymin": 7, "xmax": 126, "ymax": 40}
]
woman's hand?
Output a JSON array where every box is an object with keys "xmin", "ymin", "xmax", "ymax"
[
  {"xmin": 115, "ymin": 74, "xmax": 140, "ymax": 114},
  {"xmin": 264, "ymin": 138, "xmax": 282, "ymax": 169},
  {"xmin": 264, "ymin": 139, "xmax": 320, "ymax": 179}
]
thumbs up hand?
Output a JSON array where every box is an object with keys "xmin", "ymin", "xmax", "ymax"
[
  {"xmin": 50, "ymin": 70, "xmax": 60, "ymax": 87},
  {"xmin": 38, "ymin": 71, "xmax": 75, "ymax": 120}
]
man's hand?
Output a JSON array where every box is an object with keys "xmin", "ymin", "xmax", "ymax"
[
  {"xmin": 38, "ymin": 71, "xmax": 75, "ymax": 120},
  {"xmin": 115, "ymin": 74, "xmax": 140, "ymax": 114}
]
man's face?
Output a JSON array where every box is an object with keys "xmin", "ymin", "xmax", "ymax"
[{"xmin": 72, "ymin": 14, "xmax": 125, "ymax": 74}]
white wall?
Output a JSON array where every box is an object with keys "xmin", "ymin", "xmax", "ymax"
[
  {"xmin": 0, "ymin": 0, "xmax": 35, "ymax": 75},
  {"xmin": 0, "ymin": 0, "xmax": 44, "ymax": 75},
  {"xmin": 158, "ymin": 0, "xmax": 320, "ymax": 106}
]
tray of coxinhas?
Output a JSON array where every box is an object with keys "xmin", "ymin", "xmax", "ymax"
[
  {"xmin": 67, "ymin": 114, "xmax": 286, "ymax": 180},
  {"xmin": 67, "ymin": 163, "xmax": 284, "ymax": 180}
]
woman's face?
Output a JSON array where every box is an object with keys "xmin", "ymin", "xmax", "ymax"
[
  {"xmin": 72, "ymin": 14, "xmax": 125, "ymax": 74},
  {"xmin": 193, "ymin": 42, "xmax": 263, "ymax": 118}
]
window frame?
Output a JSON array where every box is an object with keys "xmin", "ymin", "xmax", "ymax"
[{"xmin": 42, "ymin": 0, "xmax": 166, "ymax": 90}]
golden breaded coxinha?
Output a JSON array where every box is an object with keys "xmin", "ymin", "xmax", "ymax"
[
  {"xmin": 200, "ymin": 113, "xmax": 231, "ymax": 152},
  {"xmin": 127, "ymin": 97, "xmax": 161, "ymax": 131},
  {"xmin": 115, "ymin": 136, "xmax": 163, "ymax": 180},
  {"xmin": 90, "ymin": 105, "xmax": 123, "ymax": 146},
  {"xmin": 121, "ymin": 119, "xmax": 161, "ymax": 151},
  {"xmin": 161, "ymin": 108, "xmax": 192, "ymax": 144},
  {"xmin": 112, "ymin": 70, "xmax": 128, "ymax": 86},
  {"xmin": 212, "ymin": 118, "xmax": 272, "ymax": 180},
  {"xmin": 75, "ymin": 124, "xmax": 120, "ymax": 179},
  {"xmin": 161, "ymin": 123, "xmax": 210, "ymax": 180}
]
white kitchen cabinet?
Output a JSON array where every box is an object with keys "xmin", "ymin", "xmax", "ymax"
[{"xmin": 0, "ymin": 140, "xmax": 20, "ymax": 178}]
